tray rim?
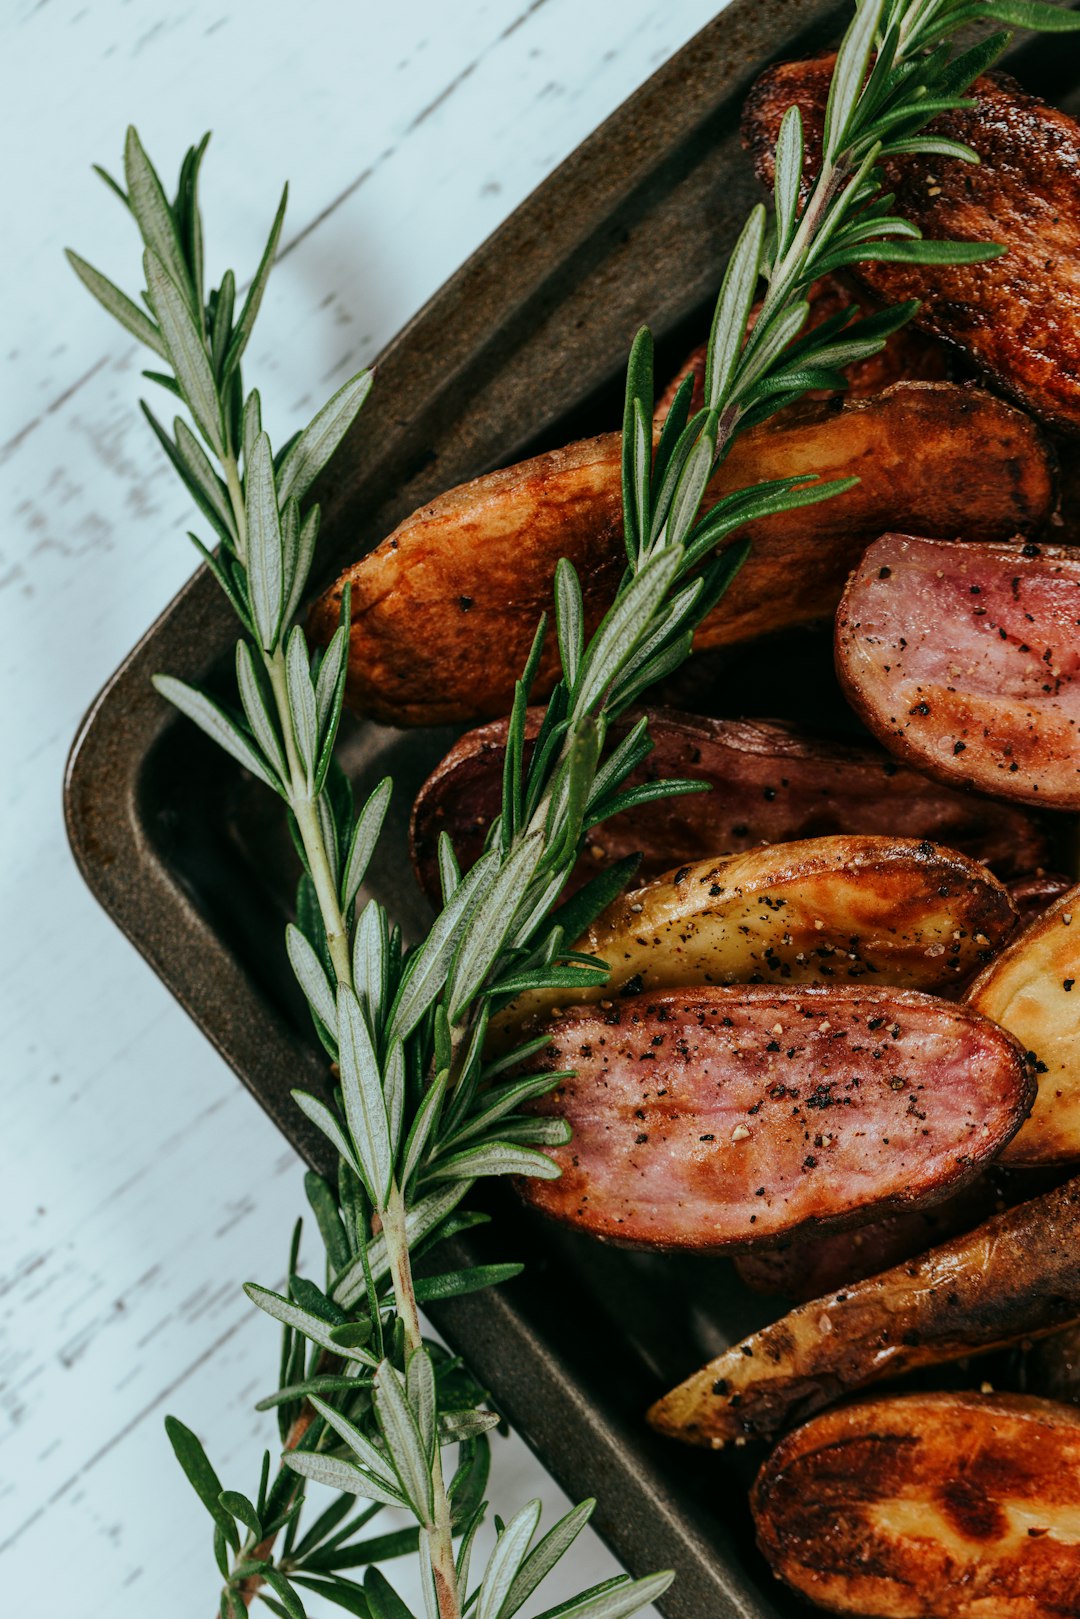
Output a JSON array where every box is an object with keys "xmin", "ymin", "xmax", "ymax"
[{"xmin": 62, "ymin": 3, "xmax": 1078, "ymax": 1613}]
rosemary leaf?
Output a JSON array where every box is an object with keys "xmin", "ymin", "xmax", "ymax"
[
  {"xmin": 477, "ymin": 1500, "xmax": 542, "ymax": 1619},
  {"xmin": 223, "ymin": 183, "xmax": 288, "ymax": 382},
  {"xmin": 244, "ymin": 1284, "xmax": 377, "ymax": 1365},
  {"xmin": 372, "ymin": 1364, "xmax": 435, "ymax": 1524},
  {"xmin": 336, "ymin": 988, "xmax": 393, "ymax": 1206},
  {"xmin": 285, "ymin": 1450, "xmax": 405, "ymax": 1511},
  {"xmin": 64, "ymin": 250, "xmax": 165, "ymax": 356},
  {"xmin": 124, "ymin": 126, "xmax": 193, "ymax": 303},
  {"xmin": 143, "ymin": 248, "xmax": 223, "ymax": 454},
  {"xmin": 277, "ymin": 369, "xmax": 375, "ymax": 507},
  {"xmin": 245, "ymin": 432, "xmax": 286, "ymax": 650},
  {"xmin": 152, "ymin": 675, "xmax": 282, "ymax": 792}
]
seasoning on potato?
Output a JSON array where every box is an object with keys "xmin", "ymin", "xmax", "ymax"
[
  {"xmin": 649, "ymin": 1174, "xmax": 1080, "ymax": 1450},
  {"xmin": 496, "ymin": 835, "xmax": 1017, "ymax": 1035},
  {"xmin": 312, "ymin": 384, "xmax": 1052, "ymax": 726},
  {"xmin": 517, "ymin": 984, "xmax": 1032, "ymax": 1252},
  {"xmin": 743, "ymin": 58, "xmax": 1080, "ymax": 433},
  {"xmin": 968, "ymin": 881, "xmax": 1080, "ymax": 1166},
  {"xmin": 752, "ymin": 1392, "xmax": 1080, "ymax": 1619},
  {"xmin": 410, "ymin": 708, "xmax": 1048, "ymax": 903},
  {"xmin": 836, "ymin": 535, "xmax": 1080, "ymax": 810}
]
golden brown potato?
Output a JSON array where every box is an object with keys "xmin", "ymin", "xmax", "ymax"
[
  {"xmin": 753, "ymin": 1392, "xmax": 1080, "ymax": 1619},
  {"xmin": 410, "ymin": 708, "xmax": 1049, "ymax": 902},
  {"xmin": 654, "ymin": 271, "xmax": 947, "ymax": 423},
  {"xmin": 518, "ymin": 984, "xmax": 1032, "ymax": 1252},
  {"xmin": 836, "ymin": 534, "xmax": 1080, "ymax": 810},
  {"xmin": 496, "ymin": 834, "xmax": 1017, "ymax": 1033},
  {"xmin": 743, "ymin": 60, "xmax": 1080, "ymax": 434},
  {"xmin": 311, "ymin": 383, "xmax": 1052, "ymax": 726},
  {"xmin": 648, "ymin": 1175, "xmax": 1080, "ymax": 1450},
  {"xmin": 968, "ymin": 882, "xmax": 1080, "ymax": 1166}
]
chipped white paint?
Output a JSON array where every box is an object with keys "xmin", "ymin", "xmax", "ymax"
[{"xmin": 2, "ymin": 1, "xmax": 730, "ymax": 1611}]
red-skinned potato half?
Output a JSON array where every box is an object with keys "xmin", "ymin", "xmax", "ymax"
[
  {"xmin": 968, "ymin": 880, "xmax": 1080, "ymax": 1167},
  {"xmin": 517, "ymin": 984, "xmax": 1033, "ymax": 1254},
  {"xmin": 653, "ymin": 271, "xmax": 947, "ymax": 423},
  {"xmin": 410, "ymin": 708, "xmax": 1048, "ymax": 902},
  {"xmin": 1007, "ymin": 871, "xmax": 1073, "ymax": 927},
  {"xmin": 836, "ymin": 534, "xmax": 1080, "ymax": 809},
  {"xmin": 648, "ymin": 1173, "xmax": 1080, "ymax": 1450},
  {"xmin": 310, "ymin": 383, "xmax": 1051, "ymax": 726},
  {"xmin": 752, "ymin": 1392, "xmax": 1080, "ymax": 1619},
  {"xmin": 742, "ymin": 59, "xmax": 1080, "ymax": 435},
  {"xmin": 734, "ymin": 1172, "xmax": 1003, "ymax": 1302}
]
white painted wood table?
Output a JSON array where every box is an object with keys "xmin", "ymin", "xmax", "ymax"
[{"xmin": 2, "ymin": 2, "xmax": 730, "ymax": 1612}]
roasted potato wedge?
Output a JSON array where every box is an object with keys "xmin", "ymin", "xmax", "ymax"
[
  {"xmin": 519, "ymin": 984, "xmax": 1032, "ymax": 1253},
  {"xmin": 311, "ymin": 383, "xmax": 1052, "ymax": 726},
  {"xmin": 743, "ymin": 59, "xmax": 1080, "ymax": 434},
  {"xmin": 752, "ymin": 1392, "xmax": 1080, "ymax": 1619},
  {"xmin": 497, "ymin": 836, "xmax": 1016, "ymax": 1034},
  {"xmin": 1008, "ymin": 872, "xmax": 1073, "ymax": 926},
  {"xmin": 1028, "ymin": 1322, "xmax": 1080, "ymax": 1405},
  {"xmin": 654, "ymin": 271, "xmax": 947, "ymax": 423},
  {"xmin": 837, "ymin": 534, "xmax": 1080, "ymax": 809},
  {"xmin": 648, "ymin": 1174, "xmax": 1080, "ymax": 1449},
  {"xmin": 968, "ymin": 882, "xmax": 1080, "ymax": 1166},
  {"xmin": 411, "ymin": 708, "xmax": 1048, "ymax": 902},
  {"xmin": 735, "ymin": 1174, "xmax": 1003, "ymax": 1302}
]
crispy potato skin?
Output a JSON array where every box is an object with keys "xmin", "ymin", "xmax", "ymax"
[
  {"xmin": 647, "ymin": 1174, "xmax": 1080, "ymax": 1449},
  {"xmin": 519, "ymin": 984, "xmax": 1032, "ymax": 1253},
  {"xmin": 1008, "ymin": 872, "xmax": 1073, "ymax": 927},
  {"xmin": 311, "ymin": 384, "xmax": 1051, "ymax": 726},
  {"xmin": 743, "ymin": 60, "xmax": 1080, "ymax": 434},
  {"xmin": 734, "ymin": 1174, "xmax": 1003, "ymax": 1302},
  {"xmin": 654, "ymin": 272, "xmax": 947, "ymax": 422},
  {"xmin": 836, "ymin": 534, "xmax": 1080, "ymax": 809},
  {"xmin": 497, "ymin": 835, "xmax": 1016, "ymax": 1034},
  {"xmin": 753, "ymin": 1392, "xmax": 1080, "ymax": 1619},
  {"xmin": 410, "ymin": 709, "xmax": 1048, "ymax": 902},
  {"xmin": 968, "ymin": 881, "xmax": 1080, "ymax": 1166},
  {"xmin": 1029, "ymin": 1322, "xmax": 1080, "ymax": 1405}
]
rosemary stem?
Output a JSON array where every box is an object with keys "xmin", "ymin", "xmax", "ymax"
[
  {"xmin": 383, "ymin": 1181, "xmax": 463, "ymax": 1619},
  {"xmin": 220, "ymin": 449, "xmax": 354, "ymax": 988},
  {"xmin": 266, "ymin": 647, "xmax": 354, "ymax": 987},
  {"xmin": 224, "ymin": 453, "xmax": 248, "ymax": 564}
]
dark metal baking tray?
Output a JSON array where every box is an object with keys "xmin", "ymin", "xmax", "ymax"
[{"xmin": 65, "ymin": 4, "xmax": 1080, "ymax": 1614}]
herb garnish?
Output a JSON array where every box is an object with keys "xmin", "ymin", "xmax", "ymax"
[{"xmin": 69, "ymin": 2, "xmax": 1080, "ymax": 1615}]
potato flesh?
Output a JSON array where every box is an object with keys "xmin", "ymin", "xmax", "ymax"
[
  {"xmin": 836, "ymin": 534, "xmax": 1080, "ymax": 809},
  {"xmin": 498, "ymin": 834, "xmax": 1017, "ymax": 1033},
  {"xmin": 648, "ymin": 1175, "xmax": 1080, "ymax": 1450},
  {"xmin": 310, "ymin": 384, "xmax": 1051, "ymax": 726},
  {"xmin": 752, "ymin": 1392, "xmax": 1080, "ymax": 1619},
  {"xmin": 520, "ymin": 984, "xmax": 1032, "ymax": 1253},
  {"xmin": 968, "ymin": 881, "xmax": 1080, "ymax": 1166}
]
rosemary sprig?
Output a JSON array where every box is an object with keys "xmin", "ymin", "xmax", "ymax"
[{"xmin": 70, "ymin": 3, "xmax": 1079, "ymax": 1617}]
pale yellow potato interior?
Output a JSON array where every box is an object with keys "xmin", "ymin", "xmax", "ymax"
[{"xmin": 969, "ymin": 882, "xmax": 1080, "ymax": 1165}]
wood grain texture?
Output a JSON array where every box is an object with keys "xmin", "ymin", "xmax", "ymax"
[{"xmin": 1, "ymin": 1, "xmax": 729, "ymax": 1610}]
